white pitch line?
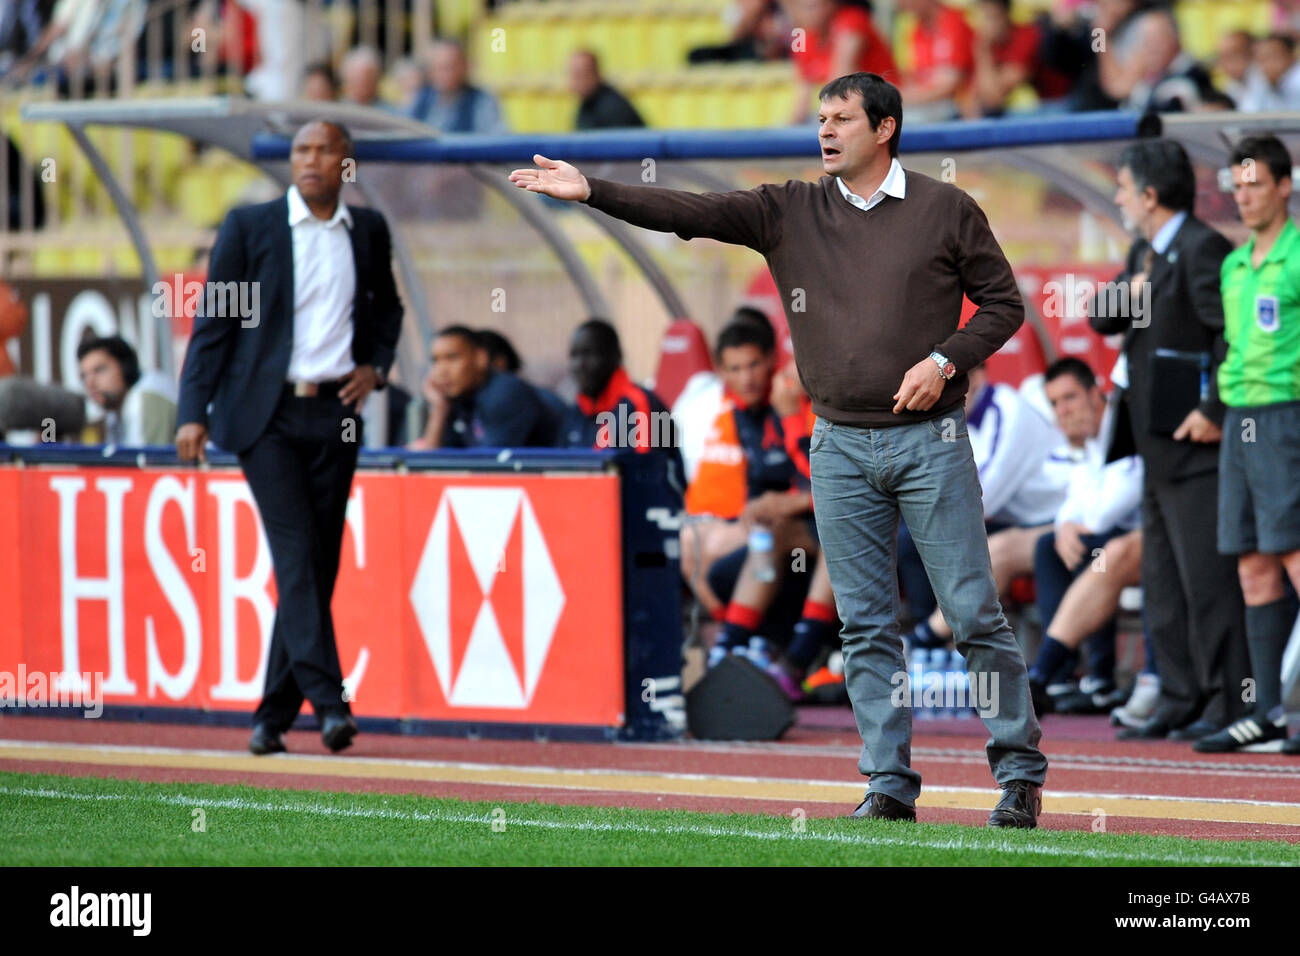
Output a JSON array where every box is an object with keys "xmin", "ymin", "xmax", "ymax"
[
  {"xmin": 0, "ymin": 784, "xmax": 1292, "ymax": 867},
  {"xmin": 3, "ymin": 739, "xmax": 1298, "ymax": 810},
  {"xmin": 625, "ymin": 740, "xmax": 1300, "ymax": 778}
]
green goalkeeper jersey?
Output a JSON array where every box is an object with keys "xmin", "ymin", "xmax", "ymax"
[{"xmin": 1219, "ymin": 218, "xmax": 1300, "ymax": 407}]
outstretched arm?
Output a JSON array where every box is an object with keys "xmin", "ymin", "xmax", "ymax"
[{"xmin": 509, "ymin": 154, "xmax": 784, "ymax": 252}]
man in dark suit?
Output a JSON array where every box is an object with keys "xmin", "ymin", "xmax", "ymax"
[
  {"xmin": 1090, "ymin": 138, "xmax": 1249, "ymax": 742},
  {"xmin": 175, "ymin": 120, "xmax": 403, "ymax": 755}
]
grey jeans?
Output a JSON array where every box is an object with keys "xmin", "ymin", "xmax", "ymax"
[{"xmin": 809, "ymin": 407, "xmax": 1048, "ymax": 806}]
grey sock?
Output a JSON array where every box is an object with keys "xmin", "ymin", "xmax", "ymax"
[{"xmin": 1244, "ymin": 596, "xmax": 1299, "ymax": 716}]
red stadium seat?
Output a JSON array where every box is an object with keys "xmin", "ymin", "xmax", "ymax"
[
  {"xmin": 652, "ymin": 318, "xmax": 713, "ymax": 408},
  {"xmin": 743, "ymin": 269, "xmax": 794, "ymax": 365}
]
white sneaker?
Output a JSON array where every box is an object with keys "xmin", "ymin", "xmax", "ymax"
[{"xmin": 1110, "ymin": 673, "xmax": 1160, "ymax": 728}]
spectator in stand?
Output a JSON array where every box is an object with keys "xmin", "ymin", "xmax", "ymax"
[
  {"xmin": 0, "ymin": 0, "xmax": 48, "ymax": 78},
  {"xmin": 339, "ymin": 46, "xmax": 391, "ymax": 110},
  {"xmin": 300, "ymin": 60, "xmax": 337, "ymax": 101},
  {"xmin": 570, "ymin": 49, "xmax": 644, "ymax": 130},
  {"xmin": 966, "ymin": 0, "xmax": 1071, "ymax": 117},
  {"xmin": 1025, "ymin": 358, "xmax": 1144, "ymax": 716},
  {"xmin": 1238, "ymin": 34, "xmax": 1300, "ymax": 112},
  {"xmin": 1214, "ymin": 30, "xmax": 1254, "ymax": 106},
  {"xmin": 412, "ymin": 38, "xmax": 506, "ymax": 133},
  {"xmin": 410, "ymin": 326, "xmax": 560, "ymax": 450},
  {"xmin": 688, "ymin": 0, "xmax": 791, "ymax": 65},
  {"xmin": 1276, "ymin": 0, "xmax": 1300, "ymax": 37},
  {"xmin": 786, "ymin": 0, "xmax": 896, "ymax": 123},
  {"xmin": 1036, "ymin": 0, "xmax": 1121, "ymax": 112},
  {"xmin": 239, "ymin": 0, "xmax": 307, "ymax": 100},
  {"xmin": 1090, "ymin": 139, "xmax": 1250, "ymax": 743},
  {"xmin": 390, "ymin": 57, "xmax": 425, "ymax": 115},
  {"xmin": 895, "ymin": 0, "xmax": 975, "ymax": 122},
  {"xmin": 678, "ymin": 317, "xmax": 811, "ymax": 621},
  {"xmin": 1097, "ymin": 1, "xmax": 1215, "ymax": 113},
  {"xmin": 77, "ymin": 334, "xmax": 177, "ymax": 446},
  {"xmin": 18, "ymin": 0, "xmax": 144, "ymax": 93},
  {"xmin": 900, "ymin": 361, "xmax": 1066, "ymax": 638},
  {"xmin": 1198, "ymin": 135, "xmax": 1300, "ymax": 755}
]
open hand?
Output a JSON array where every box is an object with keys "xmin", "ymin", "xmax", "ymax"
[{"xmin": 508, "ymin": 154, "xmax": 591, "ymax": 201}]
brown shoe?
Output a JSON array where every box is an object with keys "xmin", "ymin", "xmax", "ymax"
[
  {"xmin": 847, "ymin": 792, "xmax": 916, "ymax": 822},
  {"xmin": 987, "ymin": 781, "xmax": 1042, "ymax": 829}
]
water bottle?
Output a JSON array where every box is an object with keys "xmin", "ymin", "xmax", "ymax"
[{"xmin": 748, "ymin": 526, "xmax": 776, "ymax": 583}]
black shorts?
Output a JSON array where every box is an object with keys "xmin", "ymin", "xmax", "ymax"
[{"xmin": 1218, "ymin": 402, "xmax": 1300, "ymax": 555}]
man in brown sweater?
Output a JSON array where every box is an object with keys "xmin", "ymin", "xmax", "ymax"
[{"xmin": 511, "ymin": 71, "xmax": 1047, "ymax": 827}]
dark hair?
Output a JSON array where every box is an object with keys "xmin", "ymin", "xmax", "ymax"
[
  {"xmin": 1045, "ymin": 356, "xmax": 1097, "ymax": 390},
  {"xmin": 475, "ymin": 328, "xmax": 522, "ymax": 372},
  {"xmin": 1229, "ymin": 134, "xmax": 1293, "ymax": 187},
  {"xmin": 818, "ymin": 72, "xmax": 903, "ymax": 158},
  {"xmin": 716, "ymin": 316, "xmax": 775, "ymax": 358},
  {"xmin": 976, "ymin": 0, "xmax": 1012, "ymax": 9},
  {"xmin": 435, "ymin": 324, "xmax": 480, "ymax": 349},
  {"xmin": 76, "ymin": 334, "xmax": 141, "ymax": 388},
  {"xmin": 572, "ymin": 317, "xmax": 622, "ymax": 361},
  {"xmin": 300, "ymin": 119, "xmax": 354, "ymax": 157},
  {"xmin": 1260, "ymin": 33, "xmax": 1296, "ymax": 54},
  {"xmin": 1117, "ymin": 139, "xmax": 1196, "ymax": 212},
  {"xmin": 729, "ymin": 305, "xmax": 774, "ymax": 331},
  {"xmin": 303, "ymin": 61, "xmax": 337, "ymax": 90}
]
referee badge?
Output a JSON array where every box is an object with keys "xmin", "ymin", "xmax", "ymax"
[{"xmin": 1256, "ymin": 295, "xmax": 1280, "ymax": 333}]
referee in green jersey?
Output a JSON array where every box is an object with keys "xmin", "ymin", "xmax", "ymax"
[{"xmin": 1199, "ymin": 134, "xmax": 1300, "ymax": 755}]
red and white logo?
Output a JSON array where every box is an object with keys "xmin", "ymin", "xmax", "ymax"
[{"xmin": 409, "ymin": 488, "xmax": 565, "ymax": 708}]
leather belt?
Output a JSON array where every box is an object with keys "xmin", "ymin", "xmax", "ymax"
[{"xmin": 285, "ymin": 379, "xmax": 344, "ymax": 398}]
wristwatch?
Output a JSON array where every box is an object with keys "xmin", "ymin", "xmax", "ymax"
[
  {"xmin": 372, "ymin": 364, "xmax": 387, "ymax": 388},
  {"xmin": 929, "ymin": 351, "xmax": 956, "ymax": 381}
]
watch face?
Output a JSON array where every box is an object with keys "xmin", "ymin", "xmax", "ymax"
[{"xmin": 943, "ymin": 362, "xmax": 956, "ymax": 378}]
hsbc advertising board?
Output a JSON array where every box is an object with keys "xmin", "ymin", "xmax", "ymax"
[{"xmin": 0, "ymin": 466, "xmax": 627, "ymax": 729}]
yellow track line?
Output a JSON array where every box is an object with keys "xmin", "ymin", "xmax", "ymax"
[{"xmin": 3, "ymin": 741, "xmax": 1299, "ymax": 827}]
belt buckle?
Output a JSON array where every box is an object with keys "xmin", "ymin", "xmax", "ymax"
[{"xmin": 292, "ymin": 381, "xmax": 319, "ymax": 397}]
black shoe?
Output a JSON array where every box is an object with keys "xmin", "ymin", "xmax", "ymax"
[
  {"xmin": 1029, "ymin": 679, "xmax": 1053, "ymax": 718},
  {"xmin": 1116, "ymin": 717, "xmax": 1172, "ymax": 740},
  {"xmin": 847, "ymin": 792, "xmax": 916, "ymax": 822},
  {"xmin": 1194, "ymin": 713, "xmax": 1287, "ymax": 753},
  {"xmin": 1055, "ymin": 680, "xmax": 1124, "ymax": 715},
  {"xmin": 320, "ymin": 712, "xmax": 358, "ymax": 753},
  {"xmin": 1169, "ymin": 719, "xmax": 1222, "ymax": 742},
  {"xmin": 249, "ymin": 722, "xmax": 286, "ymax": 755},
  {"xmin": 988, "ymin": 780, "xmax": 1042, "ymax": 829},
  {"xmin": 1282, "ymin": 734, "xmax": 1300, "ymax": 755}
]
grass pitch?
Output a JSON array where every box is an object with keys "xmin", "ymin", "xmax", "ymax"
[{"xmin": 1, "ymin": 770, "xmax": 1294, "ymax": 866}]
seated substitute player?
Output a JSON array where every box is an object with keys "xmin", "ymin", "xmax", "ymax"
[
  {"xmin": 679, "ymin": 317, "xmax": 814, "ymax": 622},
  {"xmin": 903, "ymin": 360, "xmax": 1070, "ymax": 647},
  {"xmin": 410, "ymin": 325, "xmax": 560, "ymax": 449},
  {"xmin": 1023, "ymin": 361, "xmax": 1145, "ymax": 714}
]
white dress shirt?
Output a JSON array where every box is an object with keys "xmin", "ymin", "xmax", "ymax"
[
  {"xmin": 286, "ymin": 185, "xmax": 357, "ymax": 383},
  {"xmin": 968, "ymin": 382, "xmax": 1070, "ymax": 527},
  {"xmin": 836, "ymin": 158, "xmax": 907, "ymax": 212}
]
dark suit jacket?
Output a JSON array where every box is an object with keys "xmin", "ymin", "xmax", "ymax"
[
  {"xmin": 1090, "ymin": 214, "xmax": 1231, "ymax": 483},
  {"xmin": 177, "ymin": 195, "xmax": 403, "ymax": 455}
]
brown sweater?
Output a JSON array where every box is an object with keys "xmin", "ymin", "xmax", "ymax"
[{"xmin": 583, "ymin": 171, "xmax": 1023, "ymax": 427}]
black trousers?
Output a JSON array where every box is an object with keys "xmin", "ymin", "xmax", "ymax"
[
  {"xmin": 1142, "ymin": 469, "xmax": 1250, "ymax": 727},
  {"xmin": 239, "ymin": 388, "xmax": 361, "ymax": 730}
]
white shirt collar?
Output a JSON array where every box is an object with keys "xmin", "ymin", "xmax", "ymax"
[
  {"xmin": 287, "ymin": 185, "xmax": 352, "ymax": 229},
  {"xmin": 837, "ymin": 158, "xmax": 907, "ymax": 209},
  {"xmin": 1150, "ymin": 209, "xmax": 1187, "ymax": 255}
]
